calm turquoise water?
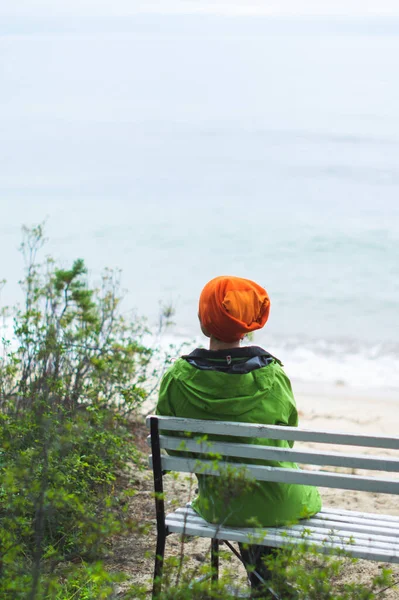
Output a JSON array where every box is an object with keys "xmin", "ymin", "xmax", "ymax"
[{"xmin": 1, "ymin": 16, "xmax": 398, "ymax": 389}]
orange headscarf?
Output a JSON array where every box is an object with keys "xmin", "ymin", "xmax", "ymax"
[{"xmin": 198, "ymin": 276, "xmax": 270, "ymax": 342}]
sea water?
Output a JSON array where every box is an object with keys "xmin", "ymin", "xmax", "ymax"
[{"xmin": 0, "ymin": 15, "xmax": 398, "ymax": 390}]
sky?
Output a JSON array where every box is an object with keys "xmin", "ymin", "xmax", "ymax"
[{"xmin": 2, "ymin": 0, "xmax": 399, "ymax": 20}]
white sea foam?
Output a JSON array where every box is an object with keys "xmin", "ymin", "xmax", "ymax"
[{"xmin": 267, "ymin": 339, "xmax": 399, "ymax": 391}]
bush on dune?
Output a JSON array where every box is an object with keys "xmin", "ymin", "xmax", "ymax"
[{"xmin": 0, "ymin": 224, "xmax": 157, "ymax": 598}]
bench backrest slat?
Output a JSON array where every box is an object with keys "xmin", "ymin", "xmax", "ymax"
[
  {"xmin": 152, "ymin": 435, "xmax": 399, "ymax": 473},
  {"xmin": 148, "ymin": 415, "xmax": 399, "ymax": 450},
  {"xmin": 147, "ymin": 416, "xmax": 399, "ymax": 495},
  {"xmin": 152, "ymin": 455, "xmax": 399, "ymax": 495}
]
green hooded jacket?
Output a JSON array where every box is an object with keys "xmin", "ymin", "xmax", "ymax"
[{"xmin": 156, "ymin": 346, "xmax": 322, "ymax": 527}]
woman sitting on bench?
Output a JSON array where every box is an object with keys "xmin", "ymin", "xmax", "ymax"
[{"xmin": 156, "ymin": 275, "xmax": 322, "ymax": 595}]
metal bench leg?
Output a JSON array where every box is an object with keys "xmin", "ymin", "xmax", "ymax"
[
  {"xmin": 150, "ymin": 417, "xmax": 168, "ymax": 599},
  {"xmin": 152, "ymin": 530, "xmax": 166, "ymax": 599},
  {"xmin": 211, "ymin": 539, "xmax": 219, "ymax": 583}
]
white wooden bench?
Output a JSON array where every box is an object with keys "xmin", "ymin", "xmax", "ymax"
[{"xmin": 147, "ymin": 414, "xmax": 399, "ymax": 598}]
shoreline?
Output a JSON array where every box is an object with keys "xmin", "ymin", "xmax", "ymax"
[{"xmin": 292, "ymin": 379, "xmax": 399, "ymax": 435}]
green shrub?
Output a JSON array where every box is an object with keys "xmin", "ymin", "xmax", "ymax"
[
  {"xmin": 0, "ymin": 224, "xmax": 158, "ymax": 598},
  {"xmin": 0, "ymin": 224, "xmax": 157, "ymax": 415}
]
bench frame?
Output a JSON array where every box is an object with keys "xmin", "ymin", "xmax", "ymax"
[{"xmin": 147, "ymin": 414, "xmax": 399, "ymax": 598}]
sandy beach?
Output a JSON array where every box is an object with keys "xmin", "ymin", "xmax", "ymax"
[
  {"xmin": 294, "ymin": 382, "xmax": 399, "ymax": 519},
  {"xmin": 294, "ymin": 381, "xmax": 399, "ymax": 435},
  {"xmin": 125, "ymin": 382, "xmax": 399, "ymax": 597}
]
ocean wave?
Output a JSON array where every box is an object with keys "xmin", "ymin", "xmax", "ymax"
[{"xmin": 267, "ymin": 337, "xmax": 399, "ymax": 391}]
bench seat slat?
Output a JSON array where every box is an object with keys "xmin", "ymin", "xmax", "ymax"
[
  {"xmin": 165, "ymin": 516, "xmax": 399, "ymax": 564},
  {"xmin": 165, "ymin": 508, "xmax": 399, "ymax": 563},
  {"xmin": 303, "ymin": 518, "xmax": 399, "ymax": 538},
  {"xmin": 174, "ymin": 507, "xmax": 399, "ymax": 539},
  {"xmin": 170, "ymin": 511, "xmax": 399, "ymax": 551},
  {"xmin": 307, "ymin": 513, "xmax": 399, "ymax": 533},
  {"xmin": 148, "ymin": 416, "xmax": 399, "ymax": 450},
  {"xmin": 156, "ymin": 456, "xmax": 399, "ymax": 495},
  {"xmin": 155, "ymin": 435, "xmax": 399, "ymax": 472},
  {"xmin": 321, "ymin": 506, "xmax": 399, "ymax": 523}
]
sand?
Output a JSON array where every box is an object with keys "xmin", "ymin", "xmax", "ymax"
[
  {"xmin": 294, "ymin": 381, "xmax": 399, "ymax": 518},
  {"xmin": 294, "ymin": 381, "xmax": 399, "ymax": 436}
]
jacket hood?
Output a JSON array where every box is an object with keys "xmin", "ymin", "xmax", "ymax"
[{"xmin": 172, "ymin": 346, "xmax": 281, "ymax": 418}]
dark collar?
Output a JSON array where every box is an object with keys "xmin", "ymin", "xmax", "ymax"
[{"xmin": 182, "ymin": 346, "xmax": 282, "ymax": 365}]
